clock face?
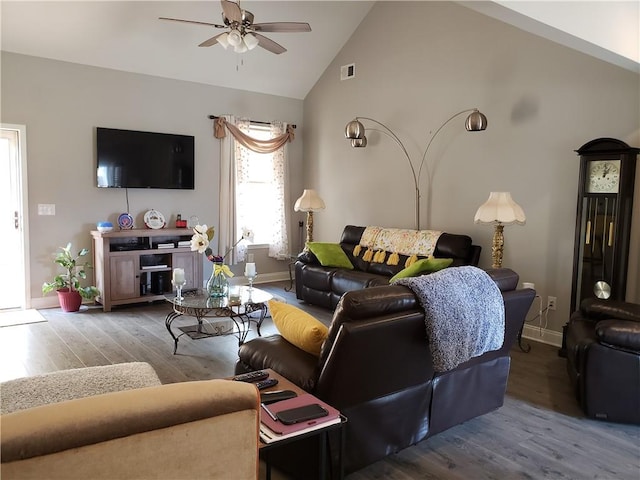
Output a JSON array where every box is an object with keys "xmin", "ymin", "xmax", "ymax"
[{"xmin": 586, "ymin": 160, "xmax": 620, "ymax": 193}]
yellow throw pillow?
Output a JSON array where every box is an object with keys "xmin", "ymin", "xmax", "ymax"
[{"xmin": 268, "ymin": 300, "xmax": 329, "ymax": 356}]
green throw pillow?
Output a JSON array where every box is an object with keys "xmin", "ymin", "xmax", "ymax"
[
  {"xmin": 307, "ymin": 242, "xmax": 354, "ymax": 269},
  {"xmin": 390, "ymin": 257, "xmax": 453, "ymax": 282}
]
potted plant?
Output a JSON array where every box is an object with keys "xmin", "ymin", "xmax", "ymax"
[{"xmin": 42, "ymin": 243, "xmax": 100, "ymax": 312}]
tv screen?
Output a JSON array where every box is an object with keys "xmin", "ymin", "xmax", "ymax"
[{"xmin": 96, "ymin": 127, "xmax": 195, "ymax": 189}]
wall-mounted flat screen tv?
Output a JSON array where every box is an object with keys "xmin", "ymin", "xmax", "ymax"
[{"xmin": 96, "ymin": 127, "xmax": 195, "ymax": 189}]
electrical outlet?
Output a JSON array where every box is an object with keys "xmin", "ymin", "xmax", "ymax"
[{"xmin": 547, "ymin": 296, "xmax": 557, "ymax": 311}]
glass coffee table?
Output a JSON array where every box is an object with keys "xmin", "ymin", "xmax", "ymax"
[{"xmin": 164, "ymin": 286, "xmax": 272, "ymax": 354}]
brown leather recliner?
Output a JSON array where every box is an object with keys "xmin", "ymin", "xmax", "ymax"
[{"xmin": 565, "ymin": 298, "xmax": 640, "ymax": 424}]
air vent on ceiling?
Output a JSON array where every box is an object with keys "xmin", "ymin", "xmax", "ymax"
[{"xmin": 341, "ymin": 63, "xmax": 355, "ymax": 80}]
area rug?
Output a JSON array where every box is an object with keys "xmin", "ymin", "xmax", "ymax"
[{"xmin": 0, "ymin": 309, "xmax": 47, "ymax": 328}]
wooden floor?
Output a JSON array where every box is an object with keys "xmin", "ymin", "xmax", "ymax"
[{"xmin": 1, "ymin": 281, "xmax": 638, "ymax": 479}]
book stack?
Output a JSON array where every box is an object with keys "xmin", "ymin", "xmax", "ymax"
[
  {"xmin": 177, "ymin": 240, "xmax": 191, "ymax": 248},
  {"xmin": 156, "ymin": 242, "xmax": 175, "ymax": 249},
  {"xmin": 259, "ymin": 393, "xmax": 341, "ymax": 444}
]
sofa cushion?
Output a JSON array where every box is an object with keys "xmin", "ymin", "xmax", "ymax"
[
  {"xmin": 389, "ymin": 257, "xmax": 453, "ymax": 282},
  {"xmin": 307, "ymin": 242, "xmax": 354, "ymax": 269},
  {"xmin": 433, "ymin": 232, "xmax": 473, "ymax": 260},
  {"xmin": 269, "ymin": 300, "xmax": 329, "ymax": 356},
  {"xmin": 332, "ymin": 269, "xmax": 390, "ymax": 296}
]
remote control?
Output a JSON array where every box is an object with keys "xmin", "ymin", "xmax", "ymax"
[
  {"xmin": 255, "ymin": 378, "xmax": 279, "ymax": 390},
  {"xmin": 260, "ymin": 389, "xmax": 298, "ymax": 405},
  {"xmin": 233, "ymin": 370, "xmax": 269, "ymax": 383}
]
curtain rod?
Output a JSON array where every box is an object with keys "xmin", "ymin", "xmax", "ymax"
[{"xmin": 208, "ymin": 115, "xmax": 296, "ymax": 129}]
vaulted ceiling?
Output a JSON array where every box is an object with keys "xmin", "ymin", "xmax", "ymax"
[{"xmin": 1, "ymin": 1, "xmax": 637, "ymax": 100}]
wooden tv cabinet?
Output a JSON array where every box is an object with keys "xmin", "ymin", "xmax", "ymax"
[{"xmin": 91, "ymin": 228, "xmax": 202, "ymax": 312}]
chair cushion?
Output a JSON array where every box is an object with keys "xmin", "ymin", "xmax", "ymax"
[{"xmin": 268, "ymin": 300, "xmax": 328, "ymax": 356}]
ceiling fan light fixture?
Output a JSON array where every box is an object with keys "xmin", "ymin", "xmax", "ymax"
[
  {"xmin": 217, "ymin": 32, "xmax": 229, "ymax": 49},
  {"xmin": 244, "ymin": 33, "xmax": 259, "ymax": 50},
  {"xmin": 227, "ymin": 29, "xmax": 242, "ymax": 47},
  {"xmin": 234, "ymin": 41, "xmax": 248, "ymax": 53}
]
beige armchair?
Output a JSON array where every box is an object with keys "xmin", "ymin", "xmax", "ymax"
[{"xmin": 1, "ymin": 364, "xmax": 259, "ymax": 480}]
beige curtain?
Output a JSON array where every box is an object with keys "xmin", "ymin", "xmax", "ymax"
[
  {"xmin": 216, "ymin": 116, "xmax": 292, "ymax": 263},
  {"xmin": 214, "ymin": 117, "xmax": 294, "ymax": 154},
  {"xmin": 218, "ymin": 115, "xmax": 238, "ymax": 265}
]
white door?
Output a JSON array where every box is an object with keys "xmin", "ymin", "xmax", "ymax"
[{"xmin": 0, "ymin": 125, "xmax": 29, "ymax": 310}]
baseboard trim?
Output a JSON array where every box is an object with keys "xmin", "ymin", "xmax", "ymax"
[{"xmin": 521, "ymin": 324, "xmax": 563, "ymax": 348}]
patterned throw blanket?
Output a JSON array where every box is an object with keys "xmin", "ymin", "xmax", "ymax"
[
  {"xmin": 353, "ymin": 226, "xmax": 443, "ymax": 266},
  {"xmin": 395, "ymin": 266, "xmax": 504, "ymax": 372}
]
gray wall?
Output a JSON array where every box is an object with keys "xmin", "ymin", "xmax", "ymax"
[
  {"xmin": 1, "ymin": 52, "xmax": 305, "ymax": 307},
  {"xmin": 303, "ymin": 2, "xmax": 640, "ymax": 344}
]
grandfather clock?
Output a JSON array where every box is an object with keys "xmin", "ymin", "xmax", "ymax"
[{"xmin": 570, "ymin": 138, "xmax": 639, "ymax": 313}]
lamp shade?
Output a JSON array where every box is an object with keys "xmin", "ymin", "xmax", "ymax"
[
  {"xmin": 227, "ymin": 29, "xmax": 242, "ymax": 47},
  {"xmin": 351, "ymin": 137, "xmax": 367, "ymax": 148},
  {"xmin": 234, "ymin": 41, "xmax": 248, "ymax": 53},
  {"xmin": 217, "ymin": 32, "xmax": 229, "ymax": 49},
  {"xmin": 465, "ymin": 109, "xmax": 488, "ymax": 131},
  {"xmin": 294, "ymin": 189, "xmax": 325, "ymax": 212},
  {"xmin": 474, "ymin": 192, "xmax": 526, "ymax": 225},
  {"xmin": 244, "ymin": 33, "xmax": 259, "ymax": 50},
  {"xmin": 345, "ymin": 119, "xmax": 365, "ymax": 140}
]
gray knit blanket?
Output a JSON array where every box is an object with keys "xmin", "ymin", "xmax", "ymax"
[{"xmin": 395, "ymin": 266, "xmax": 505, "ymax": 372}]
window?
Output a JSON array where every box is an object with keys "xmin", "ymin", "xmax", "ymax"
[{"xmin": 235, "ymin": 122, "xmax": 289, "ymax": 258}]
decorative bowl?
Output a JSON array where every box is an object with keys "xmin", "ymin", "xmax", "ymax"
[{"xmin": 97, "ymin": 221, "xmax": 114, "ymax": 233}]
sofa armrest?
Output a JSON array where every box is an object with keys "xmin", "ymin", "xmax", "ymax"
[
  {"xmin": 2, "ymin": 379, "xmax": 258, "ymax": 462},
  {"xmin": 596, "ymin": 320, "xmax": 640, "ymax": 352},
  {"xmin": 296, "ymin": 250, "xmax": 318, "ymax": 265},
  {"xmin": 237, "ymin": 335, "xmax": 320, "ymax": 391}
]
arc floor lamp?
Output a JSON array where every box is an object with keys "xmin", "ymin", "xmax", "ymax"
[{"xmin": 344, "ymin": 109, "xmax": 488, "ymax": 230}]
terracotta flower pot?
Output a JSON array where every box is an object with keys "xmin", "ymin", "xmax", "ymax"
[{"xmin": 57, "ymin": 288, "xmax": 82, "ymax": 312}]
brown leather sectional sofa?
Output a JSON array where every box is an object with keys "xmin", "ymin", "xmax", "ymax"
[
  {"xmin": 295, "ymin": 225, "xmax": 481, "ymax": 309},
  {"xmin": 237, "ymin": 268, "xmax": 535, "ymax": 475}
]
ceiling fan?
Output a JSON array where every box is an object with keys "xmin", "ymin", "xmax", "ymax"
[{"xmin": 159, "ymin": 0, "xmax": 311, "ymax": 54}]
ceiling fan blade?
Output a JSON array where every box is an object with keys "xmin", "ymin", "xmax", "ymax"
[
  {"xmin": 220, "ymin": 0, "xmax": 242, "ymax": 23},
  {"xmin": 254, "ymin": 33, "xmax": 286, "ymax": 54},
  {"xmin": 198, "ymin": 33, "xmax": 226, "ymax": 47},
  {"xmin": 252, "ymin": 22, "xmax": 311, "ymax": 33},
  {"xmin": 159, "ymin": 17, "xmax": 225, "ymax": 28}
]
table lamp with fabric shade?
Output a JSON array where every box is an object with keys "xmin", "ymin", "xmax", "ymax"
[
  {"xmin": 474, "ymin": 192, "xmax": 526, "ymax": 268},
  {"xmin": 294, "ymin": 189, "xmax": 325, "ymax": 248}
]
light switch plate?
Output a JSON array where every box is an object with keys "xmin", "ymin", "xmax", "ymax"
[{"xmin": 38, "ymin": 204, "xmax": 55, "ymax": 215}]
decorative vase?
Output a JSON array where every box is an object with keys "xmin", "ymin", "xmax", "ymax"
[
  {"xmin": 57, "ymin": 288, "xmax": 83, "ymax": 312},
  {"xmin": 207, "ymin": 264, "xmax": 229, "ymax": 298}
]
